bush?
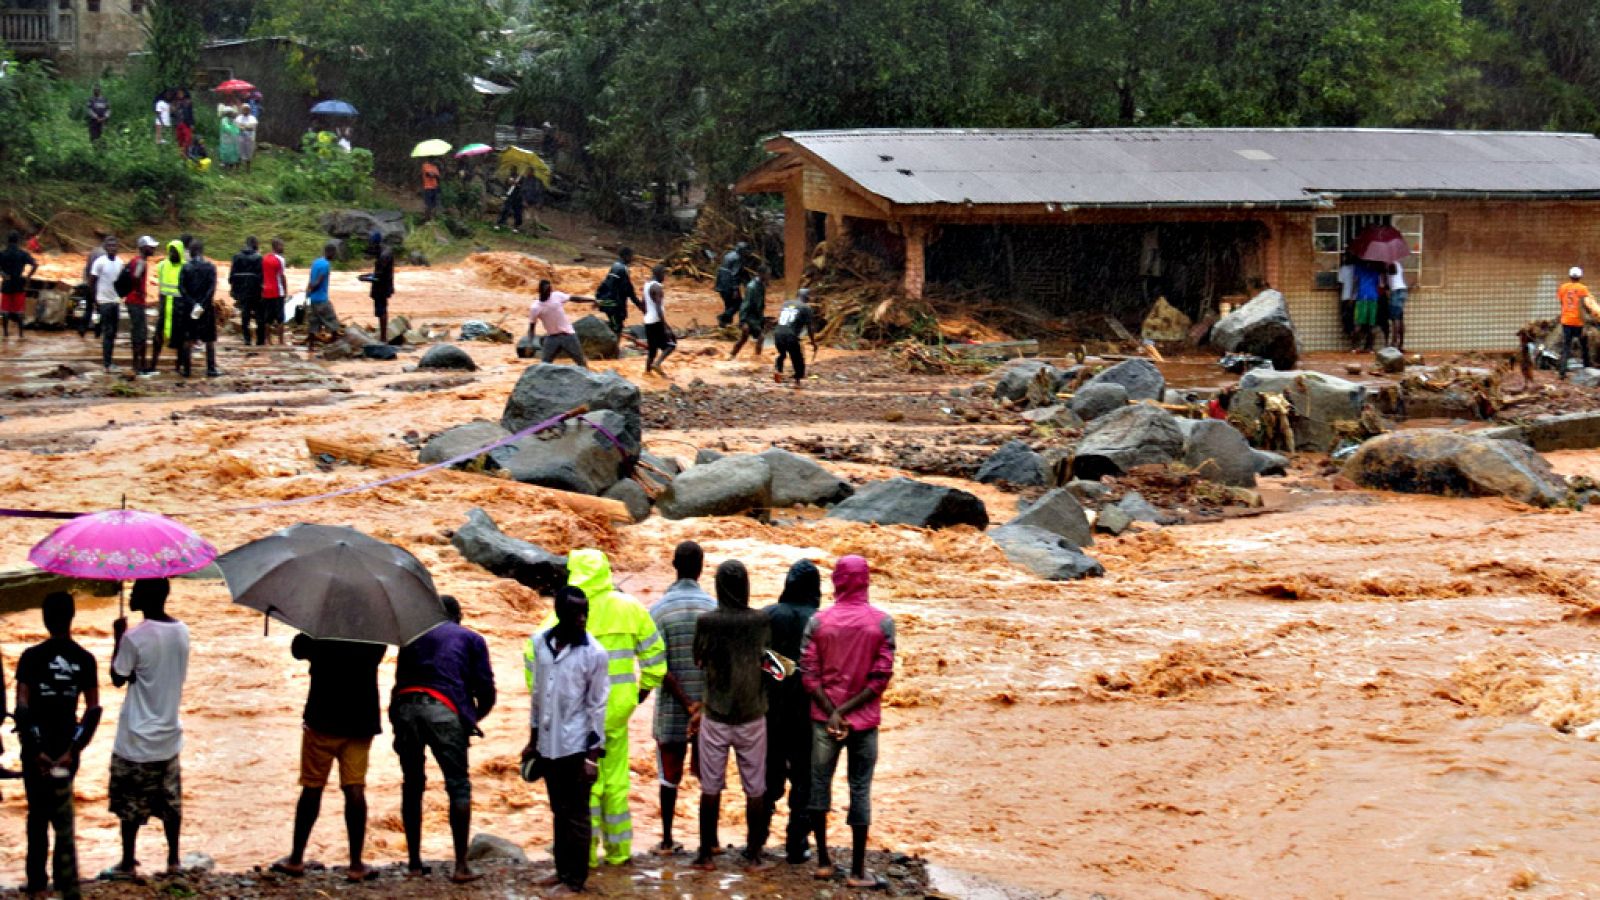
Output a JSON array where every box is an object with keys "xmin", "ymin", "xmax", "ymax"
[{"xmin": 274, "ymin": 132, "xmax": 375, "ymax": 204}]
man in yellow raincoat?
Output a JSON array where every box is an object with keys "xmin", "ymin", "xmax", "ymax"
[
  {"xmin": 527, "ymin": 548, "xmax": 666, "ymax": 865},
  {"xmin": 150, "ymin": 238, "xmax": 186, "ymax": 372}
]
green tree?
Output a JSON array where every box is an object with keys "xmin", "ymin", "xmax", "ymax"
[
  {"xmin": 259, "ymin": 0, "xmax": 504, "ymax": 167},
  {"xmin": 143, "ymin": 0, "xmax": 206, "ymax": 91}
]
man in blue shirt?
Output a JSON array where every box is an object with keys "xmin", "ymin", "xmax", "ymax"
[
  {"xmin": 304, "ymin": 242, "xmax": 340, "ymax": 352},
  {"xmin": 390, "ymin": 595, "xmax": 496, "ymax": 884}
]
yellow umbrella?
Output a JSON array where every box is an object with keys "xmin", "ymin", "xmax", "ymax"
[
  {"xmin": 410, "ymin": 139, "xmax": 452, "ymax": 158},
  {"xmin": 497, "ymin": 146, "xmax": 552, "ymax": 187}
]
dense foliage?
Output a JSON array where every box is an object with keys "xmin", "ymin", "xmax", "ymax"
[{"xmin": 497, "ymin": 0, "xmax": 1600, "ymax": 219}]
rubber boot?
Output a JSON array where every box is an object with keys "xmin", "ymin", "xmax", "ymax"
[
  {"xmin": 693, "ymin": 794, "xmax": 720, "ymax": 867},
  {"xmin": 743, "ymin": 797, "xmax": 771, "ymax": 865}
]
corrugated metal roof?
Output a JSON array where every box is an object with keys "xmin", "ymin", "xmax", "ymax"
[{"xmin": 775, "ymin": 128, "xmax": 1600, "ymax": 208}]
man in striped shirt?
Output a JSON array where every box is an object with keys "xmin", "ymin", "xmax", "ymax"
[{"xmin": 648, "ymin": 541, "xmax": 716, "ymax": 855}]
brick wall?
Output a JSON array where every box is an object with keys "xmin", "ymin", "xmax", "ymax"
[
  {"xmin": 1275, "ymin": 200, "xmax": 1600, "ymax": 352},
  {"xmin": 60, "ymin": 0, "xmax": 146, "ymax": 76}
]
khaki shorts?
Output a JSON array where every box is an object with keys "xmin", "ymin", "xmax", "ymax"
[{"xmin": 300, "ymin": 727, "xmax": 373, "ymax": 789}]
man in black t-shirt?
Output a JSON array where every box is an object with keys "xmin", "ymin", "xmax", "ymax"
[
  {"xmin": 272, "ymin": 635, "xmax": 386, "ymax": 883},
  {"xmin": 772, "ymin": 288, "xmax": 820, "ymax": 389},
  {"xmin": 0, "ymin": 231, "xmax": 38, "ymax": 339},
  {"xmin": 15, "ymin": 592, "xmax": 102, "ymax": 900}
]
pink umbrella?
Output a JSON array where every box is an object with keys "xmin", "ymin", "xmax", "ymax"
[
  {"xmin": 29, "ymin": 510, "xmax": 218, "ymax": 613},
  {"xmin": 1350, "ymin": 225, "xmax": 1413, "ymax": 264}
]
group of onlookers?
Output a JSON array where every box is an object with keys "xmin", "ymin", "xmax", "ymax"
[
  {"xmin": 3, "ymin": 545, "xmax": 895, "ymax": 896},
  {"xmin": 1337, "ymin": 252, "xmax": 1410, "ymax": 352},
  {"xmin": 77, "ymin": 232, "xmax": 291, "ymax": 376}
]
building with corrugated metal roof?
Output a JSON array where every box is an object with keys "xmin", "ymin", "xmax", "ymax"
[{"xmin": 736, "ymin": 128, "xmax": 1600, "ymax": 351}]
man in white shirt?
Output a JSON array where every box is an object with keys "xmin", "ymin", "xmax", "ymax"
[
  {"xmin": 90, "ymin": 237, "xmax": 126, "ymax": 372},
  {"xmin": 526, "ymin": 279, "xmax": 598, "ymax": 368},
  {"xmin": 154, "ymin": 93, "xmax": 171, "ymax": 145},
  {"xmin": 642, "ymin": 265, "xmax": 677, "ymax": 376},
  {"xmin": 1387, "ymin": 261, "xmax": 1409, "ymax": 351},
  {"xmin": 1336, "ymin": 251, "xmax": 1356, "ymax": 348},
  {"xmin": 106, "ymin": 579, "xmax": 191, "ymax": 880},
  {"xmin": 524, "ymin": 586, "xmax": 608, "ymax": 893}
]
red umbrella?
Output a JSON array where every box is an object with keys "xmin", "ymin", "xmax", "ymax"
[
  {"xmin": 214, "ymin": 79, "xmax": 255, "ymax": 93},
  {"xmin": 1350, "ymin": 225, "xmax": 1412, "ymax": 263}
]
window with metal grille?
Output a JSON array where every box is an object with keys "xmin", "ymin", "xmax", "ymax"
[{"xmin": 1313, "ymin": 213, "xmax": 1425, "ymax": 289}]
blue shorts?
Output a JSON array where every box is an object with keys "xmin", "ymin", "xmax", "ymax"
[{"xmin": 1388, "ymin": 289, "xmax": 1407, "ymax": 320}]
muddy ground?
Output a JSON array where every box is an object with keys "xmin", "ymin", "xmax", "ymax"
[{"xmin": 2, "ymin": 253, "xmax": 1600, "ymax": 898}]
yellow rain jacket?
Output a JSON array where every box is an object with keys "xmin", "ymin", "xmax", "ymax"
[
  {"xmin": 155, "ymin": 240, "xmax": 187, "ymax": 340},
  {"xmin": 525, "ymin": 548, "xmax": 665, "ymax": 865}
]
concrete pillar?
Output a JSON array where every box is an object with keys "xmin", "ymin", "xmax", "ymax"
[
  {"xmin": 903, "ymin": 222, "xmax": 928, "ymax": 300},
  {"xmin": 783, "ymin": 180, "xmax": 807, "ymax": 295}
]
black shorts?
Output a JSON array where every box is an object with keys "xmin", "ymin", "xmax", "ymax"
[{"xmin": 645, "ymin": 321, "xmax": 675, "ymax": 350}]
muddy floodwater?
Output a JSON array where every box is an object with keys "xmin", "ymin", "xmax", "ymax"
[{"xmin": 2, "ymin": 255, "xmax": 1600, "ymax": 897}]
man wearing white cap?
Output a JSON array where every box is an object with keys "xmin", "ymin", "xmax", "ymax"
[
  {"xmin": 1558, "ymin": 266, "xmax": 1594, "ymax": 378},
  {"xmin": 126, "ymin": 237, "xmax": 159, "ymax": 374}
]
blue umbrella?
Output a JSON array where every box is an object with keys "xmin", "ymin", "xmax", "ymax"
[{"xmin": 310, "ymin": 99, "xmax": 358, "ymax": 118}]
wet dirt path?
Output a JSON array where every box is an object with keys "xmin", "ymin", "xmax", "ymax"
[{"xmin": 3, "ymin": 256, "xmax": 1600, "ymax": 897}]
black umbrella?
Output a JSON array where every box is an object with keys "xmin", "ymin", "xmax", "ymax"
[{"xmin": 216, "ymin": 524, "xmax": 447, "ymax": 646}]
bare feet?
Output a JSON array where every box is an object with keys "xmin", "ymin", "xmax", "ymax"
[
  {"xmin": 269, "ymin": 859, "xmax": 306, "ymax": 877},
  {"xmin": 690, "ymin": 854, "xmax": 717, "ymax": 872},
  {"xmin": 846, "ymin": 874, "xmax": 886, "ymax": 890},
  {"xmin": 345, "ymin": 865, "xmax": 377, "ymax": 883},
  {"xmin": 450, "ymin": 865, "xmax": 482, "ymax": 884},
  {"xmin": 742, "ymin": 855, "xmax": 775, "ymax": 873},
  {"xmin": 405, "ymin": 863, "xmax": 432, "ymax": 878}
]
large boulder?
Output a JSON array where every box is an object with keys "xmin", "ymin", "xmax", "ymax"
[
  {"xmin": 1082, "ymin": 358, "xmax": 1165, "ymax": 403},
  {"xmin": 419, "ymin": 420, "xmax": 515, "ymax": 469},
  {"xmin": 417, "ymin": 344, "xmax": 477, "ymax": 372},
  {"xmin": 602, "ymin": 479, "xmax": 652, "ymax": 522},
  {"xmin": 450, "ymin": 508, "xmax": 567, "ymax": 594},
  {"xmin": 573, "ymin": 315, "xmax": 621, "ymax": 361},
  {"xmin": 516, "ymin": 334, "xmax": 541, "ymax": 359},
  {"xmin": 1229, "ymin": 369, "xmax": 1365, "ymax": 454},
  {"xmin": 974, "ymin": 441, "xmax": 1048, "ymax": 487},
  {"xmin": 1141, "ymin": 297, "xmax": 1194, "ymax": 344},
  {"xmin": 320, "ymin": 209, "xmax": 407, "ymax": 245},
  {"xmin": 1007, "ymin": 488, "xmax": 1093, "ymax": 548},
  {"xmin": 1375, "ymin": 346, "xmax": 1406, "ymax": 374},
  {"xmin": 991, "ymin": 524, "xmax": 1104, "ymax": 581},
  {"xmin": 502, "ymin": 365, "xmax": 641, "ymax": 454},
  {"xmin": 657, "ymin": 455, "xmax": 773, "ymax": 519},
  {"xmin": 1069, "ymin": 382, "xmax": 1129, "ymax": 422},
  {"xmin": 758, "ymin": 448, "xmax": 854, "ymax": 507},
  {"xmin": 1342, "ymin": 430, "xmax": 1569, "ymax": 507},
  {"xmin": 828, "ymin": 478, "xmax": 989, "ymax": 530},
  {"xmin": 29, "ymin": 290, "xmax": 70, "ymax": 327},
  {"xmin": 1182, "ymin": 419, "xmax": 1259, "ymax": 487},
  {"xmin": 1072, "ymin": 404, "xmax": 1187, "ymax": 479},
  {"xmin": 1021, "ymin": 404, "xmax": 1084, "ymax": 431},
  {"xmin": 1209, "ymin": 289, "xmax": 1300, "ymax": 370},
  {"xmin": 500, "ymin": 410, "xmax": 631, "ymax": 495},
  {"xmin": 994, "ymin": 360, "xmax": 1067, "ymax": 406}
]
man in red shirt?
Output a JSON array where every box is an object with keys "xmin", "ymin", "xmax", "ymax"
[
  {"xmin": 801, "ymin": 556, "xmax": 896, "ymax": 889},
  {"xmin": 260, "ymin": 239, "xmax": 288, "ymax": 345},
  {"xmin": 124, "ymin": 237, "xmax": 158, "ymax": 373}
]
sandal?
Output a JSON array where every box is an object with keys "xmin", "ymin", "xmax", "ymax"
[
  {"xmin": 815, "ymin": 864, "xmax": 840, "ymax": 881},
  {"xmin": 269, "ymin": 860, "xmax": 306, "ymax": 878},
  {"xmin": 651, "ymin": 841, "xmax": 684, "ymax": 856},
  {"xmin": 345, "ymin": 867, "xmax": 379, "ymax": 883},
  {"xmin": 846, "ymin": 875, "xmax": 889, "ymax": 891}
]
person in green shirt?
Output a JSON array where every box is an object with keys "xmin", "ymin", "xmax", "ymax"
[{"xmin": 729, "ymin": 268, "xmax": 768, "ymax": 360}]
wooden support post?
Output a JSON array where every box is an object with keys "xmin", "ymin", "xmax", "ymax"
[
  {"xmin": 903, "ymin": 222, "xmax": 928, "ymax": 300},
  {"xmin": 783, "ymin": 179, "xmax": 808, "ymax": 296}
]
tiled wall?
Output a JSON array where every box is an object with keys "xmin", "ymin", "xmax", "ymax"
[{"xmin": 1276, "ymin": 200, "xmax": 1600, "ymax": 352}]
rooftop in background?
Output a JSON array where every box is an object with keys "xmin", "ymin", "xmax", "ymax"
[{"xmin": 743, "ymin": 128, "xmax": 1600, "ymax": 210}]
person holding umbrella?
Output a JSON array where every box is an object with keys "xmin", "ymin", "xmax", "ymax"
[
  {"xmin": 106, "ymin": 579, "xmax": 191, "ymax": 882},
  {"xmin": 271, "ymin": 634, "xmax": 386, "ymax": 883}
]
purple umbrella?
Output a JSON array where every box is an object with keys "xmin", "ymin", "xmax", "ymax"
[{"xmin": 1350, "ymin": 225, "xmax": 1412, "ymax": 264}]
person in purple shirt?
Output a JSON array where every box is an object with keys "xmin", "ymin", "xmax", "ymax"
[
  {"xmin": 389, "ymin": 595, "xmax": 495, "ymax": 884},
  {"xmin": 801, "ymin": 556, "xmax": 895, "ymax": 889}
]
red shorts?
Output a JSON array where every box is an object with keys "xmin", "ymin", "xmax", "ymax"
[{"xmin": 0, "ymin": 292, "xmax": 24, "ymax": 315}]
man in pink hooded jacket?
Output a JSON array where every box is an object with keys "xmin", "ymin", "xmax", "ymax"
[{"xmin": 799, "ymin": 555, "xmax": 895, "ymax": 889}]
